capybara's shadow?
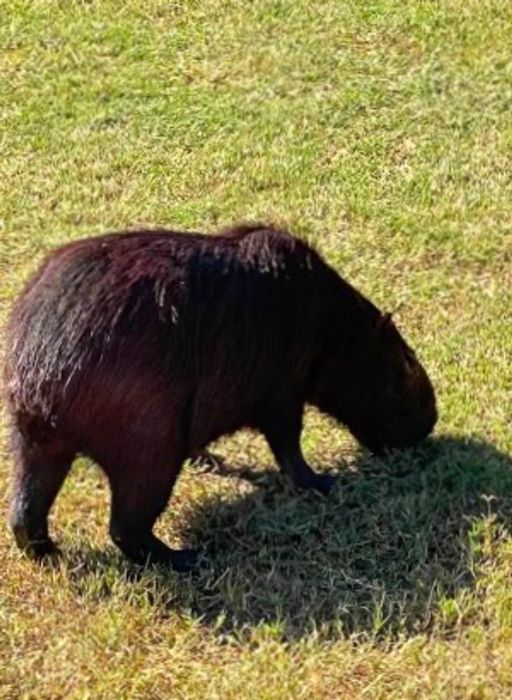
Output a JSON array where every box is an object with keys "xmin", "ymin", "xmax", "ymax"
[{"xmin": 66, "ymin": 435, "xmax": 512, "ymax": 641}]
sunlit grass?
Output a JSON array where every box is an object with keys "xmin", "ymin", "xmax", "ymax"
[{"xmin": 1, "ymin": 0, "xmax": 512, "ymax": 697}]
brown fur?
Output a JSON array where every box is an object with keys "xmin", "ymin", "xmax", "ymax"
[{"xmin": 2, "ymin": 224, "xmax": 437, "ymax": 570}]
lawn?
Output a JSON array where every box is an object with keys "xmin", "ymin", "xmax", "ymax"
[{"xmin": 1, "ymin": 0, "xmax": 512, "ymax": 697}]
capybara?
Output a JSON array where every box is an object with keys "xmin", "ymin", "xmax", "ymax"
[{"xmin": 3, "ymin": 224, "xmax": 437, "ymax": 570}]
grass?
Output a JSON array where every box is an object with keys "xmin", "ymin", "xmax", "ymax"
[{"xmin": 1, "ymin": 0, "xmax": 512, "ymax": 697}]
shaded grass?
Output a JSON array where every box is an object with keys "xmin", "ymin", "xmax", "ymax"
[
  {"xmin": 56, "ymin": 437, "xmax": 512, "ymax": 641},
  {"xmin": 1, "ymin": 0, "xmax": 512, "ymax": 697}
]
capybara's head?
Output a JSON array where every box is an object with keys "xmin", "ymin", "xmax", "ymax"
[{"xmin": 313, "ymin": 311, "xmax": 437, "ymax": 454}]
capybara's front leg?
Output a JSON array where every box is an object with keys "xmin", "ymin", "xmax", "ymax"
[
  {"xmin": 107, "ymin": 461, "xmax": 198, "ymax": 572},
  {"xmin": 258, "ymin": 400, "xmax": 335, "ymax": 496},
  {"xmin": 9, "ymin": 427, "xmax": 74, "ymax": 559}
]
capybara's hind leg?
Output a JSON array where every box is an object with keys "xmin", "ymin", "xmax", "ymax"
[
  {"xmin": 9, "ymin": 430, "xmax": 73, "ymax": 558},
  {"xmin": 107, "ymin": 462, "xmax": 197, "ymax": 572}
]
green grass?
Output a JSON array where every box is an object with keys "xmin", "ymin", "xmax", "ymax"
[{"xmin": 1, "ymin": 0, "xmax": 512, "ymax": 697}]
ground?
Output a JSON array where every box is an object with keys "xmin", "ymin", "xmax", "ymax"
[{"xmin": 1, "ymin": 1, "xmax": 512, "ymax": 698}]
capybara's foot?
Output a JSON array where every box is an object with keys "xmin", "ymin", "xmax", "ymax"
[
  {"xmin": 296, "ymin": 472, "xmax": 336, "ymax": 496},
  {"xmin": 144, "ymin": 545, "xmax": 199, "ymax": 572},
  {"xmin": 111, "ymin": 527, "xmax": 200, "ymax": 572},
  {"xmin": 169, "ymin": 548, "xmax": 200, "ymax": 573},
  {"xmin": 32, "ymin": 540, "xmax": 61, "ymax": 560},
  {"xmin": 12, "ymin": 523, "xmax": 60, "ymax": 560}
]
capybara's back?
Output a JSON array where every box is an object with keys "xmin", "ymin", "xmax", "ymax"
[
  {"xmin": 3, "ymin": 224, "xmax": 437, "ymax": 570},
  {"xmin": 5, "ymin": 226, "xmax": 332, "ymax": 459}
]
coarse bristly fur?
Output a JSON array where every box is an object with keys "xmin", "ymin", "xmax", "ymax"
[{"xmin": 2, "ymin": 223, "xmax": 437, "ymax": 570}]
